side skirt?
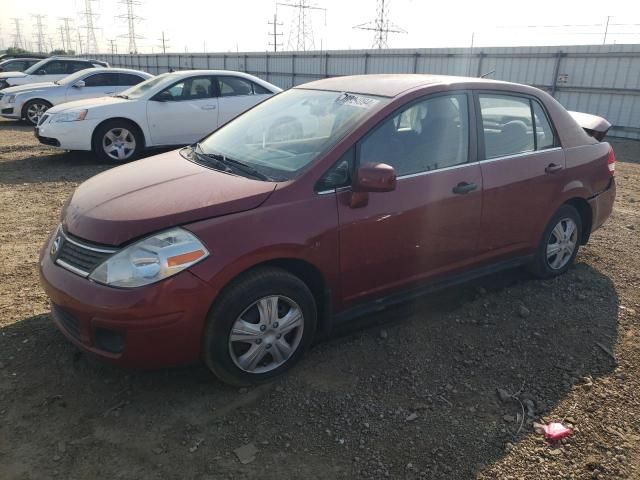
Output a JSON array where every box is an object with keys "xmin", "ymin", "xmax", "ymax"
[{"xmin": 326, "ymin": 254, "xmax": 534, "ymax": 329}]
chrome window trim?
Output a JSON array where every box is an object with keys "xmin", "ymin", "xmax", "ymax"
[
  {"xmin": 317, "ymin": 189, "xmax": 335, "ymax": 195},
  {"xmin": 60, "ymin": 228, "xmax": 117, "ymax": 254},
  {"xmin": 55, "ymin": 259, "xmax": 90, "ymax": 277},
  {"xmin": 481, "ymin": 146, "xmax": 562, "ymax": 164},
  {"xmin": 397, "ymin": 161, "xmax": 480, "ymax": 180}
]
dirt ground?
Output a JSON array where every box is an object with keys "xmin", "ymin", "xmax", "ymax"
[{"xmin": 0, "ymin": 117, "xmax": 639, "ymax": 480}]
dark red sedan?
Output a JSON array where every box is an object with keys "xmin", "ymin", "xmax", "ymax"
[{"xmin": 39, "ymin": 74, "xmax": 616, "ymax": 385}]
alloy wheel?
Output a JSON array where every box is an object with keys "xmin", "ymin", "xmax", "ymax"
[
  {"xmin": 102, "ymin": 127, "xmax": 136, "ymax": 161},
  {"xmin": 26, "ymin": 102, "xmax": 48, "ymax": 125},
  {"xmin": 228, "ymin": 295, "xmax": 304, "ymax": 374},
  {"xmin": 546, "ymin": 217, "xmax": 578, "ymax": 270}
]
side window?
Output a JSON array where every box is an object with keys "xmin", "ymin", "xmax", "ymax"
[
  {"xmin": 532, "ymin": 101, "xmax": 556, "ymax": 150},
  {"xmin": 316, "ymin": 147, "xmax": 354, "ymax": 191},
  {"xmin": 479, "ymin": 94, "xmax": 535, "ymax": 159},
  {"xmin": 83, "ymin": 73, "xmax": 117, "ymax": 87},
  {"xmin": 68, "ymin": 62, "xmax": 92, "ymax": 74},
  {"xmin": 117, "ymin": 73, "xmax": 146, "ymax": 86},
  {"xmin": 156, "ymin": 77, "xmax": 213, "ymax": 101},
  {"xmin": 218, "ymin": 76, "xmax": 254, "ymax": 97},
  {"xmin": 252, "ymin": 82, "xmax": 271, "ymax": 95},
  {"xmin": 40, "ymin": 61, "xmax": 67, "ymax": 75},
  {"xmin": 359, "ymin": 93, "xmax": 469, "ymax": 177}
]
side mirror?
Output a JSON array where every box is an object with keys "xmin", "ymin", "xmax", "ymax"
[
  {"xmin": 153, "ymin": 91, "xmax": 173, "ymax": 102},
  {"xmin": 349, "ymin": 163, "xmax": 396, "ymax": 208},
  {"xmin": 73, "ymin": 80, "xmax": 85, "ymax": 88}
]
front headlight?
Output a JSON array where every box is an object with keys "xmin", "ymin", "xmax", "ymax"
[
  {"xmin": 51, "ymin": 109, "xmax": 88, "ymax": 123},
  {"xmin": 89, "ymin": 227, "xmax": 209, "ymax": 288},
  {"xmin": 5, "ymin": 94, "xmax": 16, "ymax": 104}
]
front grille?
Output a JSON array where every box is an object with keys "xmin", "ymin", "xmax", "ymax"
[
  {"xmin": 53, "ymin": 229, "xmax": 116, "ymax": 276},
  {"xmin": 52, "ymin": 304, "xmax": 81, "ymax": 340},
  {"xmin": 1, "ymin": 107, "xmax": 13, "ymax": 114},
  {"xmin": 36, "ymin": 135, "xmax": 60, "ymax": 147}
]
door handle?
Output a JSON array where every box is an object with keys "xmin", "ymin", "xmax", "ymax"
[
  {"xmin": 545, "ymin": 163, "xmax": 563, "ymax": 174},
  {"xmin": 201, "ymin": 105, "xmax": 217, "ymax": 110},
  {"xmin": 452, "ymin": 182, "xmax": 478, "ymax": 195}
]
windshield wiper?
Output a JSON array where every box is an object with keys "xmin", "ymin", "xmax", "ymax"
[
  {"xmin": 114, "ymin": 94, "xmax": 129, "ymax": 99},
  {"xmin": 193, "ymin": 143, "xmax": 270, "ymax": 181}
]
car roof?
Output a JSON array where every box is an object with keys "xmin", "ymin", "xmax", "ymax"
[
  {"xmin": 80, "ymin": 67, "xmax": 150, "ymax": 75},
  {"xmin": 297, "ymin": 74, "xmax": 517, "ymax": 98}
]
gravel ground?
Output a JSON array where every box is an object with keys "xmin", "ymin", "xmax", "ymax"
[{"xmin": 0, "ymin": 118, "xmax": 639, "ymax": 479}]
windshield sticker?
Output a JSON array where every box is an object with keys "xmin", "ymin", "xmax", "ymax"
[{"xmin": 335, "ymin": 93, "xmax": 379, "ymax": 109}]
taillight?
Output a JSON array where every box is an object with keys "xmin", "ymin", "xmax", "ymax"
[{"xmin": 607, "ymin": 147, "xmax": 616, "ymax": 176}]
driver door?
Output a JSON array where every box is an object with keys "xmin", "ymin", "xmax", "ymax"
[
  {"xmin": 32, "ymin": 60, "xmax": 70, "ymax": 83},
  {"xmin": 66, "ymin": 72, "xmax": 119, "ymax": 101},
  {"xmin": 146, "ymin": 75, "xmax": 219, "ymax": 145}
]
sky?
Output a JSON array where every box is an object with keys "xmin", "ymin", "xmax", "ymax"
[{"xmin": 1, "ymin": 0, "xmax": 640, "ymax": 54}]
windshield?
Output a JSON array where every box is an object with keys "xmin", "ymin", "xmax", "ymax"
[
  {"xmin": 118, "ymin": 73, "xmax": 170, "ymax": 99},
  {"xmin": 56, "ymin": 68, "xmax": 98, "ymax": 86},
  {"xmin": 24, "ymin": 58, "xmax": 50, "ymax": 75},
  {"xmin": 197, "ymin": 89, "xmax": 385, "ymax": 179}
]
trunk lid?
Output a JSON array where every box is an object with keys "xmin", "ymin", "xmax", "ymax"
[{"xmin": 569, "ymin": 111, "xmax": 611, "ymax": 141}]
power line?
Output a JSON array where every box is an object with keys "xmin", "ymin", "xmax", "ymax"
[
  {"xmin": 32, "ymin": 14, "xmax": 47, "ymax": 53},
  {"xmin": 118, "ymin": 0, "xmax": 143, "ymax": 54},
  {"xmin": 268, "ymin": 12, "xmax": 284, "ymax": 52},
  {"xmin": 278, "ymin": 1, "xmax": 326, "ymax": 51},
  {"xmin": 11, "ymin": 18, "xmax": 25, "ymax": 50},
  {"xmin": 354, "ymin": 0, "xmax": 406, "ymax": 49},
  {"xmin": 158, "ymin": 31, "xmax": 170, "ymax": 54},
  {"xmin": 80, "ymin": 0, "xmax": 99, "ymax": 54}
]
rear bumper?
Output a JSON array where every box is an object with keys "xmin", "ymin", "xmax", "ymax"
[
  {"xmin": 589, "ymin": 177, "xmax": 616, "ymax": 233},
  {"xmin": 39, "ymin": 231, "xmax": 218, "ymax": 368}
]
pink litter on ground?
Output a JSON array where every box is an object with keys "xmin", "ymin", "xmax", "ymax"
[{"xmin": 542, "ymin": 422, "xmax": 573, "ymax": 441}]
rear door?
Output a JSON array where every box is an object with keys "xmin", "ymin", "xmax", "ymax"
[
  {"xmin": 216, "ymin": 76, "xmax": 272, "ymax": 126},
  {"xmin": 146, "ymin": 75, "xmax": 219, "ymax": 145},
  {"xmin": 475, "ymin": 91, "xmax": 564, "ymax": 257},
  {"xmin": 335, "ymin": 92, "xmax": 483, "ymax": 305}
]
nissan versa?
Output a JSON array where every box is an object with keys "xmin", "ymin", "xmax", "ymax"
[{"xmin": 39, "ymin": 74, "xmax": 616, "ymax": 385}]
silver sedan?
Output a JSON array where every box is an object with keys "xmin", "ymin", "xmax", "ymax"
[{"xmin": 0, "ymin": 68, "xmax": 152, "ymax": 126}]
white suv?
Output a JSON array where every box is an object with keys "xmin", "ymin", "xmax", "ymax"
[{"xmin": 0, "ymin": 57, "xmax": 109, "ymax": 90}]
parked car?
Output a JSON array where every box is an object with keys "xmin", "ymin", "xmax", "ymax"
[
  {"xmin": 34, "ymin": 70, "xmax": 281, "ymax": 162},
  {"xmin": 0, "ymin": 57, "xmax": 43, "ymax": 73},
  {"xmin": 0, "ymin": 68, "xmax": 152, "ymax": 126},
  {"xmin": 0, "ymin": 57, "xmax": 109, "ymax": 90},
  {"xmin": 39, "ymin": 74, "xmax": 616, "ymax": 385},
  {"xmin": 0, "ymin": 53, "xmax": 48, "ymax": 61}
]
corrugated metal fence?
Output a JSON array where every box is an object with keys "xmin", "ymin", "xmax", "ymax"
[{"xmin": 87, "ymin": 44, "xmax": 640, "ymax": 139}]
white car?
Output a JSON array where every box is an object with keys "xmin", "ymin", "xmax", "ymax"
[
  {"xmin": 0, "ymin": 57, "xmax": 109, "ymax": 90},
  {"xmin": 35, "ymin": 70, "xmax": 282, "ymax": 162},
  {"xmin": 0, "ymin": 68, "xmax": 152, "ymax": 126}
]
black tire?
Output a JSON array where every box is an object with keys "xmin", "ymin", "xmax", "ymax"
[
  {"xmin": 528, "ymin": 204, "xmax": 582, "ymax": 279},
  {"xmin": 92, "ymin": 119, "xmax": 143, "ymax": 163},
  {"xmin": 203, "ymin": 267, "xmax": 317, "ymax": 386},
  {"xmin": 22, "ymin": 99, "xmax": 52, "ymax": 126}
]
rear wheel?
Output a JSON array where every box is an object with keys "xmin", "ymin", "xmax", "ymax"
[
  {"xmin": 92, "ymin": 120, "xmax": 143, "ymax": 163},
  {"xmin": 23, "ymin": 99, "xmax": 52, "ymax": 126},
  {"xmin": 529, "ymin": 204, "xmax": 582, "ymax": 278},
  {"xmin": 203, "ymin": 267, "xmax": 317, "ymax": 386}
]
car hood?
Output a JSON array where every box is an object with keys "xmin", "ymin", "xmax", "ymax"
[
  {"xmin": 0, "ymin": 71, "xmax": 27, "ymax": 80},
  {"xmin": 2, "ymin": 82, "xmax": 56, "ymax": 94},
  {"xmin": 63, "ymin": 149, "xmax": 278, "ymax": 245},
  {"xmin": 48, "ymin": 95, "xmax": 131, "ymax": 114}
]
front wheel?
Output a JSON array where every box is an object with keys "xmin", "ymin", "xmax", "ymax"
[
  {"xmin": 92, "ymin": 120, "xmax": 143, "ymax": 163},
  {"xmin": 529, "ymin": 204, "xmax": 582, "ymax": 278},
  {"xmin": 203, "ymin": 268, "xmax": 317, "ymax": 386},
  {"xmin": 23, "ymin": 99, "xmax": 52, "ymax": 126}
]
